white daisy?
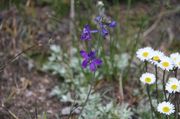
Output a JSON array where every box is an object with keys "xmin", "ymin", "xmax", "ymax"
[
  {"xmin": 158, "ymin": 56, "xmax": 174, "ymax": 71},
  {"xmin": 140, "ymin": 72, "xmax": 156, "ymax": 85},
  {"xmin": 166, "ymin": 77, "xmax": 180, "ymax": 93},
  {"xmin": 175, "ymin": 58, "xmax": 180, "ymax": 69},
  {"xmin": 170, "ymin": 52, "xmax": 180, "ymax": 62},
  {"xmin": 170, "ymin": 52, "xmax": 180, "ymax": 69},
  {"xmin": 150, "ymin": 50, "xmax": 164, "ymax": 65},
  {"xmin": 157, "ymin": 101, "xmax": 175, "ymax": 115},
  {"xmin": 136, "ymin": 47, "xmax": 154, "ymax": 62}
]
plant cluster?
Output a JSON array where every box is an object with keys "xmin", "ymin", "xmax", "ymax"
[{"xmin": 136, "ymin": 47, "xmax": 180, "ymax": 119}]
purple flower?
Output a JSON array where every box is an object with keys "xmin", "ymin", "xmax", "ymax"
[
  {"xmin": 80, "ymin": 24, "xmax": 98, "ymax": 40},
  {"xmin": 99, "ymin": 23, "xmax": 108, "ymax": 37},
  {"xmin": 109, "ymin": 21, "xmax": 116, "ymax": 28},
  {"xmin": 80, "ymin": 50, "xmax": 102, "ymax": 72},
  {"xmin": 94, "ymin": 16, "xmax": 116, "ymax": 37}
]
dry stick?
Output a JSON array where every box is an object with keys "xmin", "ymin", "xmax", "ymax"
[
  {"xmin": 0, "ymin": 44, "xmax": 37, "ymax": 73},
  {"xmin": 2, "ymin": 104, "xmax": 19, "ymax": 119},
  {"xmin": 142, "ymin": 6, "xmax": 180, "ymax": 39},
  {"xmin": 78, "ymin": 72, "xmax": 96, "ymax": 118}
]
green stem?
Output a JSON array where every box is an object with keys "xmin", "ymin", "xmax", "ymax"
[
  {"xmin": 78, "ymin": 72, "xmax": 96, "ymax": 118},
  {"xmin": 146, "ymin": 85, "xmax": 154, "ymax": 119},
  {"xmin": 155, "ymin": 65, "xmax": 159, "ymax": 103},
  {"xmin": 174, "ymin": 68, "xmax": 178, "ymax": 119},
  {"xmin": 162, "ymin": 70, "xmax": 167, "ymax": 101}
]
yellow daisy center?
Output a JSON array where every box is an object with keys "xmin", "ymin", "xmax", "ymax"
[
  {"xmin": 145, "ymin": 77, "xmax": 152, "ymax": 83},
  {"xmin": 162, "ymin": 106, "xmax": 170, "ymax": 113},
  {"xmin": 162, "ymin": 61, "xmax": 169, "ymax": 67},
  {"xmin": 142, "ymin": 52, "xmax": 149, "ymax": 57},
  {"xmin": 153, "ymin": 56, "xmax": 160, "ymax": 61},
  {"xmin": 171, "ymin": 84, "xmax": 177, "ymax": 90}
]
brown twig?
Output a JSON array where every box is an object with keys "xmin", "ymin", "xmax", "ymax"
[
  {"xmin": 0, "ymin": 44, "xmax": 37, "ymax": 73},
  {"xmin": 1, "ymin": 103, "xmax": 19, "ymax": 119}
]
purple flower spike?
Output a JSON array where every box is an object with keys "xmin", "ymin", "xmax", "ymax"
[
  {"xmin": 94, "ymin": 16, "xmax": 116, "ymax": 38},
  {"xmin": 80, "ymin": 25, "xmax": 98, "ymax": 40},
  {"xmin": 109, "ymin": 21, "xmax": 116, "ymax": 28},
  {"xmin": 80, "ymin": 50, "xmax": 102, "ymax": 72}
]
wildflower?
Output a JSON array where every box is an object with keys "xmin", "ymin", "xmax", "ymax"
[
  {"xmin": 157, "ymin": 101, "xmax": 175, "ymax": 115},
  {"xmin": 166, "ymin": 77, "xmax": 180, "ymax": 93},
  {"xmin": 136, "ymin": 47, "xmax": 154, "ymax": 62},
  {"xmin": 158, "ymin": 56, "xmax": 174, "ymax": 71},
  {"xmin": 80, "ymin": 24, "xmax": 98, "ymax": 40},
  {"xmin": 170, "ymin": 52, "xmax": 180, "ymax": 69},
  {"xmin": 175, "ymin": 58, "xmax": 180, "ymax": 69},
  {"xmin": 140, "ymin": 72, "xmax": 156, "ymax": 85},
  {"xmin": 170, "ymin": 52, "xmax": 180, "ymax": 62},
  {"xmin": 150, "ymin": 50, "xmax": 164, "ymax": 65},
  {"xmin": 80, "ymin": 50, "xmax": 102, "ymax": 72},
  {"xmin": 94, "ymin": 16, "xmax": 116, "ymax": 37}
]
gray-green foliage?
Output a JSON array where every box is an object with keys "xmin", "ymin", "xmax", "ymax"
[{"xmin": 42, "ymin": 45, "xmax": 133, "ymax": 119}]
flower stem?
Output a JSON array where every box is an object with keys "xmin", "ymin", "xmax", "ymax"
[
  {"xmin": 162, "ymin": 70, "xmax": 167, "ymax": 101},
  {"xmin": 146, "ymin": 85, "xmax": 154, "ymax": 119},
  {"xmin": 174, "ymin": 68, "xmax": 179, "ymax": 119},
  {"xmin": 78, "ymin": 72, "xmax": 96, "ymax": 118},
  {"xmin": 145, "ymin": 61, "xmax": 154, "ymax": 118},
  {"xmin": 155, "ymin": 65, "xmax": 159, "ymax": 103},
  {"xmin": 145, "ymin": 61, "xmax": 148, "ymax": 72}
]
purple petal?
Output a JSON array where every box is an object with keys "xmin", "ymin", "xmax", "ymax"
[
  {"xmin": 109, "ymin": 21, "xmax": 116, "ymax": 28},
  {"xmin": 80, "ymin": 50, "xmax": 88, "ymax": 58},
  {"xmin": 101, "ymin": 27, "xmax": 108, "ymax": 37},
  {"xmin": 88, "ymin": 50, "xmax": 96, "ymax": 58},
  {"xmin": 89, "ymin": 62, "xmax": 96, "ymax": 72},
  {"xmin": 95, "ymin": 16, "xmax": 101, "ymax": 22},
  {"xmin": 82, "ymin": 59, "xmax": 88, "ymax": 68},
  {"xmin": 90, "ymin": 30, "xmax": 99, "ymax": 33},
  {"xmin": 93, "ymin": 58, "xmax": 102, "ymax": 65}
]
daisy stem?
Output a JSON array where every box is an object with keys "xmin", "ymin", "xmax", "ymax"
[
  {"xmin": 155, "ymin": 65, "xmax": 159, "ymax": 103},
  {"xmin": 162, "ymin": 70, "xmax": 167, "ymax": 101},
  {"xmin": 146, "ymin": 85, "xmax": 154, "ymax": 119},
  {"xmin": 145, "ymin": 61, "xmax": 148, "ymax": 72},
  {"xmin": 145, "ymin": 62, "xmax": 154, "ymax": 118},
  {"xmin": 78, "ymin": 72, "xmax": 96, "ymax": 118},
  {"xmin": 174, "ymin": 68, "xmax": 177, "ymax": 78},
  {"xmin": 174, "ymin": 68, "xmax": 179, "ymax": 119}
]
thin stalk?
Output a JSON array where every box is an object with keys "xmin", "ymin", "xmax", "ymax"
[
  {"xmin": 145, "ymin": 61, "xmax": 148, "ymax": 72},
  {"xmin": 155, "ymin": 65, "xmax": 159, "ymax": 103},
  {"xmin": 162, "ymin": 70, "xmax": 167, "ymax": 101},
  {"xmin": 146, "ymin": 85, "xmax": 154, "ymax": 119},
  {"xmin": 124, "ymin": 27, "xmax": 142, "ymax": 80},
  {"xmin": 78, "ymin": 72, "xmax": 96, "ymax": 118},
  {"xmin": 145, "ymin": 62, "xmax": 154, "ymax": 118},
  {"xmin": 174, "ymin": 68, "xmax": 179, "ymax": 119}
]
